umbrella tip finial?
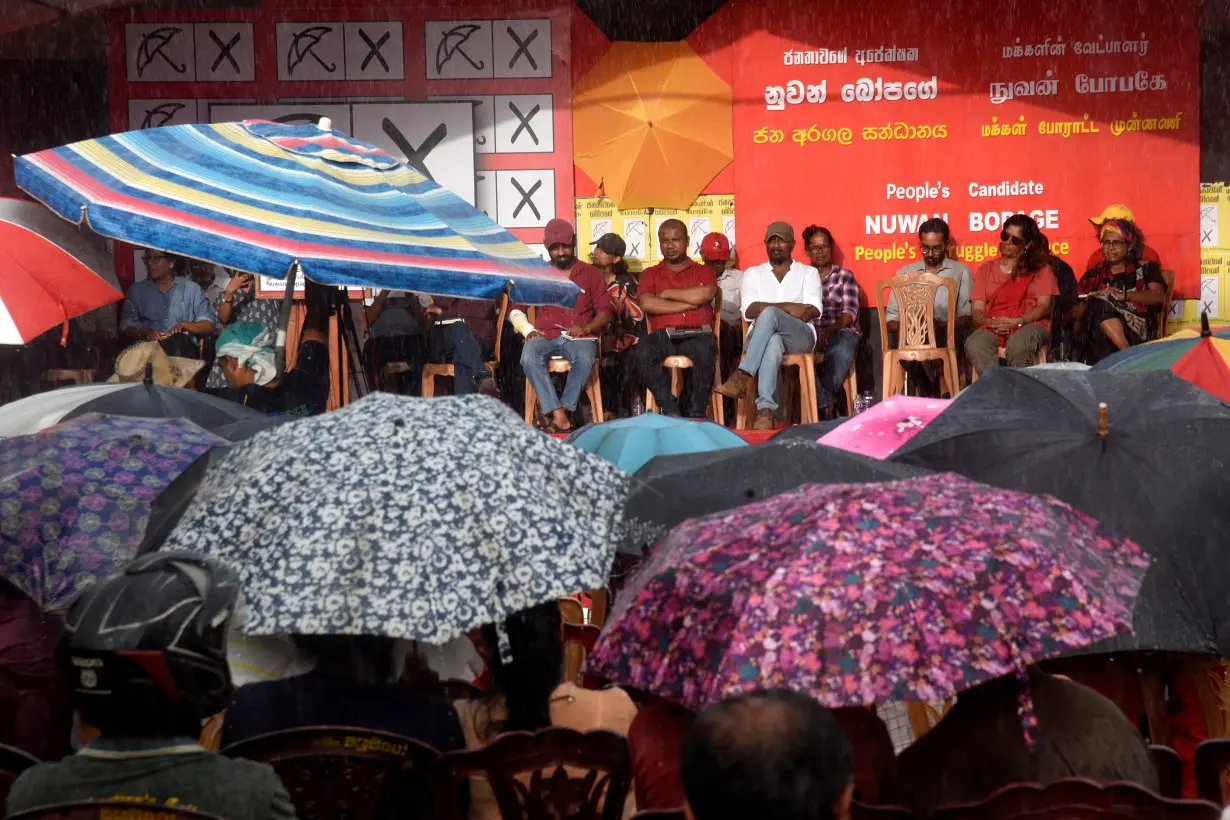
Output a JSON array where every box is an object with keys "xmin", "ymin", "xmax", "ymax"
[
  {"xmin": 143, "ymin": 361, "xmax": 154, "ymax": 387},
  {"xmin": 1097, "ymin": 402, "xmax": 1109, "ymax": 438},
  {"xmin": 1201, "ymin": 310, "xmax": 1212, "ymax": 337},
  {"xmin": 317, "ymin": 117, "xmax": 333, "ymax": 132}
]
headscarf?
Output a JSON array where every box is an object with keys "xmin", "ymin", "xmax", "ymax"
[
  {"xmin": 1079, "ymin": 219, "xmax": 1145, "ymax": 296},
  {"xmin": 216, "ymin": 322, "xmax": 277, "ymax": 385}
]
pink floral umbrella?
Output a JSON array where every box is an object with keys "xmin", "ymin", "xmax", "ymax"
[{"xmin": 819, "ymin": 395, "xmax": 950, "ymax": 460}]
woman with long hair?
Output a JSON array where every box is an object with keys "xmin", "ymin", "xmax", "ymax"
[
  {"xmin": 1074, "ymin": 219, "xmax": 1167, "ymax": 362},
  {"xmin": 964, "ymin": 214, "xmax": 1060, "ymax": 376},
  {"xmin": 591, "ymin": 233, "xmax": 645, "ymax": 416}
]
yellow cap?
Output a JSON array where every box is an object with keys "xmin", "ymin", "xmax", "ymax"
[{"xmin": 1089, "ymin": 204, "xmax": 1135, "ymax": 227}]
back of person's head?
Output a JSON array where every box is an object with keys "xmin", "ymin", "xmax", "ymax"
[
  {"xmin": 293, "ymin": 634, "xmax": 396, "ymax": 684},
  {"xmin": 480, "ymin": 601, "xmax": 563, "ymax": 734},
  {"xmin": 60, "ymin": 552, "xmax": 240, "ymax": 738},
  {"xmin": 682, "ymin": 689, "xmax": 854, "ymax": 820}
]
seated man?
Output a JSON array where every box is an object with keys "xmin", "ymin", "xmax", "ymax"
[
  {"xmin": 210, "ymin": 279, "xmax": 332, "ymax": 417},
  {"xmin": 716, "ymin": 222, "xmax": 821, "ymax": 430},
  {"xmin": 423, "ymin": 296, "xmax": 501, "ymax": 396},
  {"xmin": 513, "ymin": 218, "xmax": 612, "ymax": 432},
  {"xmin": 121, "ymin": 249, "xmax": 219, "ymax": 360},
  {"xmin": 363, "ymin": 289, "xmax": 426, "ymax": 392},
  {"xmin": 681, "ymin": 689, "xmax": 855, "ymax": 820},
  {"xmin": 807, "ymin": 226, "xmax": 861, "ymax": 416},
  {"xmin": 6, "ymin": 552, "xmax": 296, "ymax": 820},
  {"xmin": 634, "ymin": 219, "xmax": 719, "ymax": 418}
]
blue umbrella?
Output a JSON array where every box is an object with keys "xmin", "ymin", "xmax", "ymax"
[
  {"xmin": 0, "ymin": 414, "xmax": 224, "ymax": 610},
  {"xmin": 564, "ymin": 412, "xmax": 747, "ymax": 474}
]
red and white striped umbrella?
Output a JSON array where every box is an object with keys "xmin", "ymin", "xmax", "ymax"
[{"xmin": 0, "ymin": 198, "xmax": 123, "ymax": 345}]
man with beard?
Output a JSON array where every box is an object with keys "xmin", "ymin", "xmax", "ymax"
[
  {"xmin": 512, "ymin": 218, "xmax": 612, "ymax": 432},
  {"xmin": 716, "ymin": 222, "xmax": 821, "ymax": 430},
  {"xmin": 633, "ymin": 219, "xmax": 719, "ymax": 418}
]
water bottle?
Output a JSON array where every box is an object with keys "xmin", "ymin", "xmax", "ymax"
[
  {"xmin": 631, "ymin": 396, "xmax": 645, "ymax": 416},
  {"xmin": 852, "ymin": 394, "xmax": 867, "ymax": 415},
  {"xmin": 857, "ymin": 391, "xmax": 875, "ymax": 414}
]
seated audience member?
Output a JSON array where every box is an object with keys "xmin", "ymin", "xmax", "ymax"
[
  {"xmin": 512, "ymin": 218, "xmax": 612, "ymax": 432},
  {"xmin": 808, "ymin": 227, "xmax": 861, "ymax": 416},
  {"xmin": 206, "ymin": 270, "xmax": 281, "ymax": 390},
  {"xmin": 453, "ymin": 602, "xmax": 638, "ymax": 820},
  {"xmin": 965, "ymin": 214, "xmax": 1059, "ymax": 376},
  {"xmin": 634, "ymin": 219, "xmax": 719, "ymax": 419},
  {"xmin": 880, "ymin": 668, "xmax": 1158, "ymax": 816},
  {"xmin": 701, "ymin": 232, "xmax": 743, "ymax": 378},
  {"xmin": 0, "ymin": 584, "xmax": 72, "ymax": 762},
  {"xmin": 1039, "ymin": 232, "xmax": 1080, "ymax": 359},
  {"xmin": 1085, "ymin": 204, "xmax": 1163, "ymax": 271},
  {"xmin": 109, "ymin": 341, "xmax": 204, "ymax": 389},
  {"xmin": 592, "ymin": 232, "xmax": 645, "ymax": 417},
  {"xmin": 6, "ymin": 553, "xmax": 296, "ymax": 820},
  {"xmin": 1074, "ymin": 219, "xmax": 1167, "ymax": 362},
  {"xmin": 209, "ymin": 279, "xmax": 332, "ymax": 417},
  {"xmin": 681, "ymin": 689, "xmax": 854, "ymax": 820},
  {"xmin": 716, "ymin": 222, "xmax": 821, "ymax": 430},
  {"xmin": 364, "ymin": 289, "xmax": 427, "ymax": 392},
  {"xmin": 121, "ymin": 249, "xmax": 219, "ymax": 359},
  {"xmin": 424, "ymin": 296, "xmax": 502, "ymax": 397}
]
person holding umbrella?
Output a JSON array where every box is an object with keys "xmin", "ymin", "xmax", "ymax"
[{"xmin": 120, "ymin": 250, "xmax": 218, "ymax": 360}]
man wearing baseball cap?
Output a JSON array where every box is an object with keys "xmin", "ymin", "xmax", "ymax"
[
  {"xmin": 508, "ymin": 218, "xmax": 612, "ymax": 432},
  {"xmin": 716, "ymin": 221, "xmax": 822, "ymax": 430},
  {"xmin": 1084, "ymin": 205, "xmax": 1161, "ymax": 272},
  {"xmin": 700, "ymin": 232, "xmax": 744, "ymax": 408}
]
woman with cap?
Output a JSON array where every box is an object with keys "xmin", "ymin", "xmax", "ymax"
[
  {"xmin": 1085, "ymin": 205, "xmax": 1162, "ymax": 272},
  {"xmin": 1073, "ymin": 219, "xmax": 1167, "ymax": 362},
  {"xmin": 591, "ymin": 232, "xmax": 644, "ymax": 416}
]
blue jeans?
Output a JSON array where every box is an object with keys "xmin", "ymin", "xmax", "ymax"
[
  {"xmin": 431, "ymin": 321, "xmax": 492, "ymax": 395},
  {"xmin": 817, "ymin": 329, "xmax": 859, "ymax": 408},
  {"xmin": 521, "ymin": 335, "xmax": 597, "ymax": 414},
  {"xmin": 740, "ymin": 307, "xmax": 817, "ymax": 412}
]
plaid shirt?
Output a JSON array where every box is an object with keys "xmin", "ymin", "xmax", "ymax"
[{"xmin": 818, "ymin": 266, "xmax": 861, "ymax": 337}]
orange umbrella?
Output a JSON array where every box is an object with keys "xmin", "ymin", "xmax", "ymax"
[{"xmin": 574, "ymin": 42, "xmax": 733, "ymax": 210}]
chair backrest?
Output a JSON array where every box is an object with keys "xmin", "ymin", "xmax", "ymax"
[
  {"xmin": 221, "ymin": 726, "xmax": 441, "ymax": 820},
  {"xmin": 1195, "ymin": 737, "xmax": 1230, "ymax": 806},
  {"xmin": 562, "ymin": 622, "xmax": 603, "ymax": 688},
  {"xmin": 875, "ymin": 271, "xmax": 957, "ymax": 354},
  {"xmin": 1161, "ymin": 269, "xmax": 1177, "ymax": 337},
  {"xmin": 559, "ymin": 597, "xmax": 586, "ymax": 625},
  {"xmin": 7, "ymin": 802, "xmax": 228, "ymax": 820},
  {"xmin": 586, "ymin": 588, "xmax": 610, "ymax": 628},
  {"xmin": 928, "ymin": 779, "xmax": 1222, "ymax": 819},
  {"xmin": 0, "ymin": 743, "xmax": 40, "ymax": 807},
  {"xmin": 1151, "ymin": 744, "xmax": 1184, "ymax": 799},
  {"xmin": 434, "ymin": 727, "xmax": 631, "ymax": 820},
  {"xmin": 494, "ymin": 292, "xmax": 510, "ymax": 363}
]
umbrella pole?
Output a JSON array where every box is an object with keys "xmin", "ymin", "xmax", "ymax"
[{"xmin": 275, "ymin": 261, "xmax": 299, "ymax": 378}]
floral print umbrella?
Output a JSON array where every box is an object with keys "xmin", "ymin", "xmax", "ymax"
[
  {"xmin": 588, "ymin": 473, "xmax": 1149, "ymax": 725},
  {"xmin": 0, "ymin": 414, "xmax": 224, "ymax": 610}
]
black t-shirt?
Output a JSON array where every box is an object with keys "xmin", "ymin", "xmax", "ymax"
[{"xmin": 225, "ymin": 340, "xmax": 330, "ymax": 418}]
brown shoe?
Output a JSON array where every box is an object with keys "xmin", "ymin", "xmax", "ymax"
[
  {"xmin": 716, "ymin": 368, "xmax": 752, "ymax": 398},
  {"xmin": 753, "ymin": 408, "xmax": 775, "ymax": 430}
]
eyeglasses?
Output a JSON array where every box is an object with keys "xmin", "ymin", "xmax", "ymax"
[
  {"xmin": 808, "ymin": 244, "xmax": 832, "ymax": 253},
  {"xmin": 1100, "ymin": 239, "xmax": 1128, "ymax": 248},
  {"xmin": 920, "ymin": 244, "xmax": 947, "ymax": 254},
  {"xmin": 999, "ymin": 230, "xmax": 1024, "ymax": 246}
]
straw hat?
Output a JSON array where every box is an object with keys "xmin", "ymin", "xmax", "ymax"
[{"xmin": 108, "ymin": 341, "xmax": 204, "ymax": 388}]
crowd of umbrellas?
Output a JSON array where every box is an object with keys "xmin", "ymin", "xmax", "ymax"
[{"xmin": 3, "ymin": 116, "xmax": 1230, "ymax": 742}]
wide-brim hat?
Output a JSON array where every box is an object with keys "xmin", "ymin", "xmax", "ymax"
[{"xmin": 108, "ymin": 341, "xmax": 204, "ymax": 388}]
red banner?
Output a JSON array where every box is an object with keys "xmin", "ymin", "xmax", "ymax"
[{"xmin": 707, "ymin": 0, "xmax": 1199, "ymax": 298}]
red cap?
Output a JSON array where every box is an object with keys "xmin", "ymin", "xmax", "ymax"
[
  {"xmin": 543, "ymin": 218, "xmax": 575, "ymax": 248},
  {"xmin": 700, "ymin": 232, "xmax": 731, "ymax": 262}
]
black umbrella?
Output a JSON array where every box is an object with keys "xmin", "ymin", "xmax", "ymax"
[
  {"xmin": 893, "ymin": 367, "xmax": 1230, "ymax": 655},
  {"xmin": 61, "ymin": 376, "xmax": 267, "ymax": 434},
  {"xmin": 619, "ymin": 438, "xmax": 926, "ymax": 556},
  {"xmin": 767, "ymin": 418, "xmax": 845, "ymax": 443}
]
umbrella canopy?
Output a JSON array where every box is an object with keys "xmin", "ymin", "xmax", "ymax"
[
  {"xmin": 819, "ymin": 396, "xmax": 950, "ymax": 460},
  {"xmin": 0, "ymin": 382, "xmax": 270, "ymax": 438},
  {"xmin": 573, "ymin": 41, "xmax": 733, "ymax": 209},
  {"xmin": 16, "ymin": 119, "xmax": 577, "ymax": 306},
  {"xmin": 155, "ymin": 393, "xmax": 628, "ymax": 641},
  {"xmin": 564, "ymin": 412, "xmax": 746, "ymax": 474},
  {"xmin": 0, "ymin": 414, "xmax": 224, "ymax": 610},
  {"xmin": 618, "ymin": 438, "xmax": 924, "ymax": 556},
  {"xmin": 893, "ymin": 368, "xmax": 1230, "ymax": 655},
  {"xmin": 0, "ymin": 198, "xmax": 123, "ymax": 345},
  {"xmin": 589, "ymin": 473, "xmax": 1147, "ymax": 713},
  {"xmin": 1096, "ymin": 318, "xmax": 1230, "ymax": 403},
  {"xmin": 767, "ymin": 418, "xmax": 844, "ymax": 443}
]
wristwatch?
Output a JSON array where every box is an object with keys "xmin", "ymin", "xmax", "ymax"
[{"xmin": 1017, "ymin": 319, "xmax": 1024, "ymax": 328}]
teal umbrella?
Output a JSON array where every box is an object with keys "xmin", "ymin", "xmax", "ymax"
[{"xmin": 564, "ymin": 412, "xmax": 746, "ymax": 474}]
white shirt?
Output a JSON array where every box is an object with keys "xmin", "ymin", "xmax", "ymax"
[
  {"xmin": 716, "ymin": 267, "xmax": 744, "ymax": 326},
  {"xmin": 740, "ymin": 261, "xmax": 824, "ymax": 337}
]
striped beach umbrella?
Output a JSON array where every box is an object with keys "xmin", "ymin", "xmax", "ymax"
[
  {"xmin": 1095, "ymin": 314, "xmax": 1230, "ymax": 402},
  {"xmin": 14, "ymin": 119, "xmax": 577, "ymax": 306}
]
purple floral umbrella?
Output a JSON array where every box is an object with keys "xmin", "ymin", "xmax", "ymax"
[
  {"xmin": 0, "ymin": 413, "xmax": 223, "ymax": 610},
  {"xmin": 588, "ymin": 473, "xmax": 1149, "ymax": 734}
]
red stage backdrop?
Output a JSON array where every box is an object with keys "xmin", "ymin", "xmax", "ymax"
[{"xmin": 695, "ymin": 0, "xmax": 1199, "ymax": 298}]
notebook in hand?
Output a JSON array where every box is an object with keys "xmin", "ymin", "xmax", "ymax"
[{"xmin": 665, "ymin": 326, "xmax": 714, "ymax": 340}]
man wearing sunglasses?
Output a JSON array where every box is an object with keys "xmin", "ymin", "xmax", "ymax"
[{"xmin": 120, "ymin": 250, "xmax": 219, "ymax": 359}]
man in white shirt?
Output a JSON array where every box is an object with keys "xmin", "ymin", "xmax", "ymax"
[{"xmin": 716, "ymin": 222, "xmax": 822, "ymax": 430}]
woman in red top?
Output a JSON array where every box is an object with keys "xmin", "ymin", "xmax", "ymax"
[{"xmin": 965, "ymin": 214, "xmax": 1059, "ymax": 376}]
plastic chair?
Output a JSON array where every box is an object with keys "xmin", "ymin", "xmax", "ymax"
[
  {"xmin": 0, "ymin": 743, "xmax": 40, "ymax": 809},
  {"xmin": 434, "ymin": 727, "xmax": 632, "ymax": 820},
  {"xmin": 1161, "ymin": 269, "xmax": 1177, "ymax": 337},
  {"xmin": 559, "ymin": 597, "xmax": 585, "ymax": 625},
  {"xmin": 421, "ymin": 294, "xmax": 509, "ymax": 396},
  {"xmin": 644, "ymin": 288, "xmax": 725, "ymax": 426},
  {"xmin": 733, "ymin": 315, "xmax": 847, "ymax": 428},
  {"xmin": 221, "ymin": 726, "xmax": 441, "ymax": 820},
  {"xmin": 875, "ymin": 272, "xmax": 959, "ymax": 400},
  {"xmin": 1195, "ymin": 737, "xmax": 1230, "ymax": 806},
  {"xmin": 523, "ymin": 307, "xmax": 605, "ymax": 425},
  {"xmin": 928, "ymin": 778, "xmax": 1221, "ymax": 819},
  {"xmin": 562, "ymin": 622, "xmax": 603, "ymax": 689},
  {"xmin": 1150, "ymin": 744, "xmax": 1183, "ymax": 799},
  {"xmin": 8, "ymin": 803, "xmax": 228, "ymax": 820}
]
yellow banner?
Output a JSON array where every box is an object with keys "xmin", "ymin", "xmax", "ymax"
[
  {"xmin": 1172, "ymin": 183, "xmax": 1229, "ymax": 328},
  {"xmin": 574, "ymin": 195, "xmax": 736, "ymax": 271}
]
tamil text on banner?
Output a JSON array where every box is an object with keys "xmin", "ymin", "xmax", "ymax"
[
  {"xmin": 708, "ymin": 0, "xmax": 1199, "ymax": 298},
  {"xmin": 574, "ymin": 195, "xmax": 735, "ymax": 272}
]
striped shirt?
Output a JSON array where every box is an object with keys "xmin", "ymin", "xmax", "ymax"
[{"xmin": 818, "ymin": 266, "xmax": 861, "ymax": 337}]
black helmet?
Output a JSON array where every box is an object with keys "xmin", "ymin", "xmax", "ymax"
[{"xmin": 60, "ymin": 551, "xmax": 241, "ymax": 730}]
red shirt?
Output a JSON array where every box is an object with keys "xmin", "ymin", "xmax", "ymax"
[
  {"xmin": 1084, "ymin": 243, "xmax": 1161, "ymax": 273},
  {"xmin": 639, "ymin": 259, "xmax": 718, "ymax": 330},
  {"xmin": 971, "ymin": 260, "xmax": 1060, "ymax": 331},
  {"xmin": 533, "ymin": 261, "xmax": 613, "ymax": 340}
]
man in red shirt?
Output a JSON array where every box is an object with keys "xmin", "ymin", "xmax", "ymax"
[
  {"xmin": 634, "ymin": 219, "xmax": 719, "ymax": 418},
  {"xmin": 513, "ymin": 218, "xmax": 612, "ymax": 432}
]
